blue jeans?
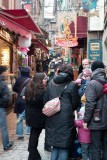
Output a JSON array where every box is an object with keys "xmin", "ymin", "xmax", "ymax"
[
  {"xmin": 51, "ymin": 147, "xmax": 69, "ymax": 160},
  {"xmin": 18, "ymin": 110, "xmax": 25, "ymax": 120},
  {"xmin": 16, "ymin": 113, "xmax": 31, "ymax": 137},
  {"xmin": 0, "ymin": 108, "xmax": 10, "ymax": 147}
]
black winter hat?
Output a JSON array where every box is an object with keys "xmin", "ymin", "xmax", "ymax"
[
  {"xmin": 19, "ymin": 66, "xmax": 30, "ymax": 76},
  {"xmin": 91, "ymin": 61, "xmax": 105, "ymax": 71}
]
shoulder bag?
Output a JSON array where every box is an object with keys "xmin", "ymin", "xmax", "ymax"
[{"xmin": 42, "ymin": 85, "xmax": 68, "ymax": 117}]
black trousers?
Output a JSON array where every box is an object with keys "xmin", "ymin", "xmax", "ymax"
[
  {"xmin": 28, "ymin": 127, "xmax": 43, "ymax": 160},
  {"xmin": 91, "ymin": 130, "xmax": 107, "ymax": 160}
]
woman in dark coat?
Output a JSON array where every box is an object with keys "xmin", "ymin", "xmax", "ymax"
[
  {"xmin": 25, "ymin": 73, "xmax": 47, "ymax": 160},
  {"xmin": 13, "ymin": 66, "xmax": 31, "ymax": 139},
  {"xmin": 44, "ymin": 64, "xmax": 80, "ymax": 160}
]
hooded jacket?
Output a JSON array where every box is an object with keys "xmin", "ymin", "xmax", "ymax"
[
  {"xmin": 44, "ymin": 72, "xmax": 80, "ymax": 148},
  {"xmin": 84, "ymin": 68, "xmax": 107, "ymax": 130},
  {"xmin": 74, "ymin": 119, "xmax": 91, "ymax": 143},
  {"xmin": 13, "ymin": 67, "xmax": 31, "ymax": 113}
]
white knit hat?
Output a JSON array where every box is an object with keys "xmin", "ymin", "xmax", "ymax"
[{"xmin": 78, "ymin": 106, "xmax": 85, "ymax": 120}]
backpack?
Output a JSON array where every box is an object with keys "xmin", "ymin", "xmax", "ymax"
[
  {"xmin": 42, "ymin": 85, "xmax": 68, "ymax": 117},
  {"xmin": 50, "ymin": 61, "xmax": 55, "ymax": 69}
]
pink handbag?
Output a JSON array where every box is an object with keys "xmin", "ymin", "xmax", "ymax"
[
  {"xmin": 42, "ymin": 97, "xmax": 61, "ymax": 117},
  {"xmin": 42, "ymin": 85, "xmax": 68, "ymax": 117}
]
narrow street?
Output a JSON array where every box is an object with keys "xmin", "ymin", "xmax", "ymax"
[{"xmin": 0, "ymin": 109, "xmax": 51, "ymax": 160}]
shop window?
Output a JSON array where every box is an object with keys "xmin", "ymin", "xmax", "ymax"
[{"xmin": 0, "ymin": 47, "xmax": 10, "ymax": 71}]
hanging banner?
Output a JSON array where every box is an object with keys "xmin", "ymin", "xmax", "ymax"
[
  {"xmin": 82, "ymin": 0, "xmax": 98, "ymax": 12},
  {"xmin": 56, "ymin": 12, "xmax": 78, "ymax": 48},
  {"xmin": 88, "ymin": 0, "xmax": 104, "ymax": 31}
]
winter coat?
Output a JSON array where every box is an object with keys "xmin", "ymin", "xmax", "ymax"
[
  {"xmin": 25, "ymin": 91, "xmax": 46, "ymax": 128},
  {"xmin": 84, "ymin": 68, "xmax": 107, "ymax": 130},
  {"xmin": 44, "ymin": 72, "xmax": 80, "ymax": 149},
  {"xmin": 78, "ymin": 79, "xmax": 87, "ymax": 97},
  {"xmin": 0, "ymin": 76, "xmax": 10, "ymax": 108},
  {"xmin": 74, "ymin": 119, "xmax": 91, "ymax": 144},
  {"xmin": 13, "ymin": 67, "xmax": 31, "ymax": 114}
]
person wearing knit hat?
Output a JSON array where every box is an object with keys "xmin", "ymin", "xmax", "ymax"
[
  {"xmin": 78, "ymin": 106, "xmax": 85, "ymax": 120},
  {"xmin": 83, "ymin": 60, "xmax": 107, "ymax": 159},
  {"xmin": 91, "ymin": 60, "xmax": 105, "ymax": 71},
  {"xmin": 78, "ymin": 68, "xmax": 92, "ymax": 98},
  {"xmin": 82, "ymin": 68, "xmax": 92, "ymax": 80}
]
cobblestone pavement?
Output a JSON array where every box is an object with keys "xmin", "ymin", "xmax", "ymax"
[{"xmin": 0, "ymin": 111, "xmax": 51, "ymax": 160}]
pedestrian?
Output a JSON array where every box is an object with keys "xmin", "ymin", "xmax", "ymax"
[
  {"xmin": 44, "ymin": 64, "xmax": 80, "ymax": 160},
  {"xmin": 13, "ymin": 66, "xmax": 31, "ymax": 140},
  {"xmin": 83, "ymin": 60, "xmax": 107, "ymax": 160},
  {"xmin": 44, "ymin": 63, "xmax": 62, "ymax": 152},
  {"xmin": 78, "ymin": 59, "xmax": 91, "ymax": 79},
  {"xmin": 78, "ymin": 68, "xmax": 92, "ymax": 97},
  {"xmin": 75, "ymin": 106, "xmax": 91, "ymax": 160},
  {"xmin": 48, "ymin": 62, "xmax": 63, "ymax": 82},
  {"xmin": 0, "ymin": 66, "xmax": 14, "ymax": 150},
  {"xmin": 25, "ymin": 73, "xmax": 47, "ymax": 160}
]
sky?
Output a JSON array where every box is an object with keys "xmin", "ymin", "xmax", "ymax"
[{"xmin": 44, "ymin": 0, "xmax": 55, "ymax": 18}]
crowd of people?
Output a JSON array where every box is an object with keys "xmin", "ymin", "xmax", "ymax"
[{"xmin": 0, "ymin": 57, "xmax": 107, "ymax": 160}]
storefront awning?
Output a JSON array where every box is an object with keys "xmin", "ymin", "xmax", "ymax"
[
  {"xmin": 32, "ymin": 39, "xmax": 49, "ymax": 53},
  {"xmin": 70, "ymin": 16, "xmax": 88, "ymax": 38},
  {"xmin": 0, "ymin": 9, "xmax": 43, "ymax": 38}
]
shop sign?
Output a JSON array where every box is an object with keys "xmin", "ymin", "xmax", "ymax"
[
  {"xmin": 0, "ymin": 28, "xmax": 13, "ymax": 42},
  {"xmin": 56, "ymin": 12, "xmax": 78, "ymax": 47},
  {"xmin": 56, "ymin": 38, "xmax": 78, "ymax": 47},
  {"xmin": 88, "ymin": 39, "xmax": 102, "ymax": 61}
]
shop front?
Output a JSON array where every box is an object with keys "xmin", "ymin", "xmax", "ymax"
[
  {"xmin": 70, "ymin": 16, "xmax": 88, "ymax": 79},
  {"xmin": 0, "ymin": 27, "xmax": 16, "ymax": 104},
  {"xmin": 0, "ymin": 27, "xmax": 14, "ymax": 72},
  {"xmin": 0, "ymin": 9, "xmax": 43, "ymax": 75},
  {"xmin": 0, "ymin": 9, "xmax": 43, "ymax": 103},
  {"xmin": 55, "ymin": 14, "xmax": 88, "ymax": 79},
  {"xmin": 28, "ymin": 39, "xmax": 49, "ymax": 75}
]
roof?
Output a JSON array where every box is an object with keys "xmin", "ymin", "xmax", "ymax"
[{"xmin": 0, "ymin": 9, "xmax": 43, "ymax": 38}]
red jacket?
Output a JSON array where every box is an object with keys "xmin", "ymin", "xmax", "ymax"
[{"xmin": 74, "ymin": 119, "xmax": 91, "ymax": 144}]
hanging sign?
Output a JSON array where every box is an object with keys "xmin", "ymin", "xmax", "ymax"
[
  {"xmin": 88, "ymin": 39, "xmax": 102, "ymax": 61},
  {"xmin": 56, "ymin": 12, "xmax": 78, "ymax": 47},
  {"xmin": 56, "ymin": 38, "xmax": 78, "ymax": 47}
]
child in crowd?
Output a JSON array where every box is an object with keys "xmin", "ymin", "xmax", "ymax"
[
  {"xmin": 75, "ymin": 68, "xmax": 92, "ymax": 112},
  {"xmin": 78, "ymin": 68, "xmax": 92, "ymax": 97},
  {"xmin": 74, "ymin": 106, "xmax": 91, "ymax": 160}
]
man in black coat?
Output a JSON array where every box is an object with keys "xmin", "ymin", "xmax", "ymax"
[{"xmin": 83, "ymin": 61, "xmax": 107, "ymax": 160}]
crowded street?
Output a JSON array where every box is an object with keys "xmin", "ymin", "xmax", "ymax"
[
  {"xmin": 0, "ymin": 0, "xmax": 106, "ymax": 160},
  {"xmin": 0, "ymin": 110, "xmax": 51, "ymax": 160}
]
